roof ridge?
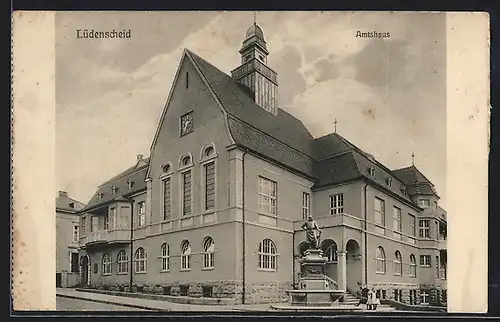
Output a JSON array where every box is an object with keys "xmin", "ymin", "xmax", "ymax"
[{"xmin": 98, "ymin": 159, "xmax": 150, "ymax": 188}]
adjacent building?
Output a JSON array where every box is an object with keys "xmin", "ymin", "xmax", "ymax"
[
  {"xmin": 76, "ymin": 22, "xmax": 447, "ymax": 306},
  {"xmin": 56, "ymin": 190, "xmax": 85, "ymax": 288}
]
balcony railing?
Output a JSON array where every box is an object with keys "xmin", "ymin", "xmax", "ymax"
[
  {"xmin": 80, "ymin": 228, "xmax": 131, "ymax": 246},
  {"xmin": 438, "ymin": 238, "xmax": 447, "ymax": 250}
]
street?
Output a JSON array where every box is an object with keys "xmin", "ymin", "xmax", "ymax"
[{"xmin": 56, "ymin": 296, "xmax": 148, "ymax": 311}]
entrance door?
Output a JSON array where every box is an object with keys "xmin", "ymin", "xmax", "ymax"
[
  {"xmin": 80, "ymin": 256, "xmax": 89, "ymax": 286},
  {"xmin": 56, "ymin": 273, "xmax": 62, "ymax": 288}
]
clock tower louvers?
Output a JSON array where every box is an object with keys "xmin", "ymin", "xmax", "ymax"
[{"xmin": 231, "ymin": 22, "xmax": 279, "ymax": 115}]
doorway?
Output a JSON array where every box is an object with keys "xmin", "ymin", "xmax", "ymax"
[
  {"xmin": 80, "ymin": 255, "xmax": 89, "ymax": 286},
  {"xmin": 346, "ymin": 239, "xmax": 362, "ymax": 294}
]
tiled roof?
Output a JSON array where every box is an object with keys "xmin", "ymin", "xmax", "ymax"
[
  {"xmin": 392, "ymin": 165, "xmax": 437, "ymax": 197},
  {"xmin": 186, "ymin": 49, "xmax": 434, "ymax": 204},
  {"xmin": 81, "ymin": 159, "xmax": 149, "ymax": 212},
  {"xmin": 56, "ymin": 193, "xmax": 85, "ymax": 213}
]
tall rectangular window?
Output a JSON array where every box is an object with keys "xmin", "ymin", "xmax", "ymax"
[
  {"xmin": 104, "ymin": 213, "xmax": 109, "ymax": 230},
  {"xmin": 163, "ymin": 177, "xmax": 171, "ymax": 220},
  {"xmin": 329, "ymin": 193, "xmax": 344, "ymax": 215},
  {"xmin": 72, "ymin": 225, "xmax": 79, "ymax": 243},
  {"xmin": 374, "ymin": 197, "xmax": 385, "ymax": 226},
  {"xmin": 70, "ymin": 252, "xmax": 79, "ymax": 273},
  {"xmin": 393, "ymin": 207, "xmax": 401, "ymax": 231},
  {"xmin": 137, "ymin": 201, "xmax": 146, "ymax": 227},
  {"xmin": 81, "ymin": 217, "xmax": 86, "ymax": 235},
  {"xmin": 419, "ymin": 220, "xmax": 430, "ymax": 238},
  {"xmin": 409, "ymin": 214, "xmax": 416, "ymax": 236},
  {"xmin": 258, "ymin": 176, "xmax": 278, "ymax": 215},
  {"xmin": 91, "ymin": 216, "xmax": 98, "ymax": 232},
  {"xmin": 182, "ymin": 170, "xmax": 192, "ymax": 216},
  {"xmin": 204, "ymin": 161, "xmax": 216, "ymax": 211},
  {"xmin": 436, "ymin": 256, "xmax": 440, "ymax": 278},
  {"xmin": 109, "ymin": 207, "xmax": 116, "ymax": 230},
  {"xmin": 302, "ymin": 192, "xmax": 310, "ymax": 219}
]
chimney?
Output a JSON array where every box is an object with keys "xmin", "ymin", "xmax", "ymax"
[
  {"xmin": 59, "ymin": 191, "xmax": 68, "ymax": 197},
  {"xmin": 137, "ymin": 154, "xmax": 144, "ymax": 162}
]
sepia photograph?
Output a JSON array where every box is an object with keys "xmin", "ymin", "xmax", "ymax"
[{"xmin": 11, "ymin": 10, "xmax": 490, "ymax": 314}]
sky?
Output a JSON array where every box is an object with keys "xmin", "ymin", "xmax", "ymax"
[{"xmin": 55, "ymin": 11, "xmax": 447, "ymax": 208}]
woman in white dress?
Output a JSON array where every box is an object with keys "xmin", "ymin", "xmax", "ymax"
[{"xmin": 366, "ymin": 289, "xmax": 374, "ymax": 310}]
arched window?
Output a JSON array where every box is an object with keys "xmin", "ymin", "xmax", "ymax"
[
  {"xmin": 181, "ymin": 240, "xmax": 191, "ymax": 270},
  {"xmin": 258, "ymin": 239, "xmax": 277, "ymax": 270},
  {"xmin": 134, "ymin": 247, "xmax": 147, "ymax": 273},
  {"xmin": 394, "ymin": 251, "xmax": 402, "ymax": 275},
  {"xmin": 161, "ymin": 243, "xmax": 170, "ymax": 271},
  {"xmin": 101, "ymin": 253, "xmax": 112, "ymax": 275},
  {"xmin": 375, "ymin": 246, "xmax": 386, "ymax": 274},
  {"xmin": 182, "ymin": 155, "xmax": 191, "ymax": 166},
  {"xmin": 322, "ymin": 240, "xmax": 338, "ymax": 262},
  {"xmin": 409, "ymin": 254, "xmax": 417, "ymax": 277},
  {"xmin": 204, "ymin": 146, "xmax": 215, "ymax": 158},
  {"xmin": 162, "ymin": 164, "xmax": 171, "ymax": 173},
  {"xmin": 117, "ymin": 250, "xmax": 128, "ymax": 274},
  {"xmin": 203, "ymin": 237, "xmax": 215, "ymax": 269}
]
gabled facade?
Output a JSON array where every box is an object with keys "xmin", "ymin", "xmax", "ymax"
[
  {"xmin": 77, "ymin": 23, "xmax": 447, "ymax": 307},
  {"xmin": 56, "ymin": 191, "xmax": 85, "ymax": 288}
]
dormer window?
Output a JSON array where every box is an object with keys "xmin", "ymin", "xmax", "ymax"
[
  {"xmin": 111, "ymin": 186, "xmax": 117, "ymax": 195},
  {"xmin": 386, "ymin": 178, "xmax": 393, "ymax": 188},
  {"xmin": 69, "ymin": 202, "xmax": 75, "ymax": 209},
  {"xmin": 400, "ymin": 187, "xmax": 407, "ymax": 196},
  {"xmin": 97, "ymin": 193, "xmax": 104, "ymax": 201},
  {"xmin": 127, "ymin": 180, "xmax": 134, "ymax": 190},
  {"xmin": 368, "ymin": 167, "xmax": 375, "ymax": 178}
]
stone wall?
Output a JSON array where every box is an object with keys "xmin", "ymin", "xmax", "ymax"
[
  {"xmin": 244, "ymin": 281, "xmax": 292, "ymax": 304},
  {"xmin": 368, "ymin": 283, "xmax": 447, "ymax": 307}
]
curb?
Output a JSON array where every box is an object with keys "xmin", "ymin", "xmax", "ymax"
[{"xmin": 56, "ymin": 294, "xmax": 168, "ymax": 311}]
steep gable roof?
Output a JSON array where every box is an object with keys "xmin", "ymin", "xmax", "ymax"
[
  {"xmin": 392, "ymin": 165, "xmax": 438, "ymax": 197},
  {"xmin": 81, "ymin": 158, "xmax": 149, "ymax": 212}
]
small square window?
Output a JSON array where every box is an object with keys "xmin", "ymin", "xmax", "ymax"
[{"xmin": 202, "ymin": 286, "xmax": 213, "ymax": 298}]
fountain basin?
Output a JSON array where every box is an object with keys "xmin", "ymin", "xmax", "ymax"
[{"xmin": 286, "ymin": 289, "xmax": 345, "ymax": 307}]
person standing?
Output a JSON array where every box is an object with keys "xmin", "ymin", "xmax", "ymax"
[
  {"xmin": 366, "ymin": 288, "xmax": 374, "ymax": 310},
  {"xmin": 372, "ymin": 289, "xmax": 380, "ymax": 310},
  {"xmin": 356, "ymin": 285, "xmax": 369, "ymax": 307}
]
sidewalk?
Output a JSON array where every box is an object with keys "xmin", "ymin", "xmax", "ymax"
[
  {"xmin": 56, "ymin": 288, "xmax": 397, "ymax": 312},
  {"xmin": 56, "ymin": 288, "xmax": 271, "ymax": 312}
]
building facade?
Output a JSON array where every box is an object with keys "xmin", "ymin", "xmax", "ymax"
[
  {"xmin": 77, "ymin": 23, "xmax": 447, "ymax": 306},
  {"xmin": 56, "ymin": 190, "xmax": 85, "ymax": 288}
]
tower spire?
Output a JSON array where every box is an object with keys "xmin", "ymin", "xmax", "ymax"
[
  {"xmin": 411, "ymin": 152, "xmax": 415, "ymax": 166},
  {"xmin": 253, "ymin": 11, "xmax": 257, "ymax": 25},
  {"xmin": 334, "ymin": 118, "xmax": 338, "ymax": 133}
]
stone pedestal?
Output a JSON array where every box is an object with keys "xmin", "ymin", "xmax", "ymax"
[{"xmin": 286, "ymin": 248, "xmax": 345, "ymax": 307}]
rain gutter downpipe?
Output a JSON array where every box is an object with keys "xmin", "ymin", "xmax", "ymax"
[
  {"xmin": 242, "ymin": 148, "xmax": 248, "ymax": 304},
  {"xmin": 363, "ymin": 182, "xmax": 369, "ymax": 285},
  {"xmin": 129, "ymin": 199, "xmax": 134, "ymax": 292}
]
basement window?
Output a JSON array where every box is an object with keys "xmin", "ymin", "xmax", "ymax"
[
  {"xmin": 179, "ymin": 285, "xmax": 189, "ymax": 296},
  {"xmin": 202, "ymin": 285, "xmax": 213, "ymax": 298}
]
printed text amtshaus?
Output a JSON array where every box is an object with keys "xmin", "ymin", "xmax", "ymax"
[{"xmin": 76, "ymin": 29, "xmax": 131, "ymax": 39}]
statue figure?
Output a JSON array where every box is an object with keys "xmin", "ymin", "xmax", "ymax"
[{"xmin": 301, "ymin": 215, "xmax": 322, "ymax": 249}]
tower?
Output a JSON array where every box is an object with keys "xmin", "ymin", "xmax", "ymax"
[{"xmin": 231, "ymin": 21, "xmax": 279, "ymax": 115}]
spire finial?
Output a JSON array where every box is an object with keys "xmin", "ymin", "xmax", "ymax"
[
  {"xmin": 253, "ymin": 11, "xmax": 257, "ymax": 25},
  {"xmin": 334, "ymin": 118, "xmax": 338, "ymax": 133},
  {"xmin": 411, "ymin": 152, "xmax": 415, "ymax": 166}
]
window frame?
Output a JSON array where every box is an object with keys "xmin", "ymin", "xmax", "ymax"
[
  {"xmin": 393, "ymin": 251, "xmax": 403, "ymax": 276},
  {"xmin": 180, "ymin": 240, "xmax": 191, "ymax": 271},
  {"xmin": 420, "ymin": 254, "xmax": 432, "ymax": 267},
  {"xmin": 137, "ymin": 201, "xmax": 146, "ymax": 227},
  {"xmin": 117, "ymin": 250, "xmax": 129, "ymax": 274},
  {"xmin": 134, "ymin": 247, "xmax": 147, "ymax": 273},
  {"xmin": 302, "ymin": 192, "xmax": 311, "ymax": 219},
  {"xmin": 161, "ymin": 243, "xmax": 170, "ymax": 272},
  {"xmin": 258, "ymin": 176, "xmax": 278, "ymax": 216},
  {"xmin": 72, "ymin": 224, "xmax": 79, "ymax": 243},
  {"xmin": 329, "ymin": 193, "xmax": 344, "ymax": 215},
  {"xmin": 202, "ymin": 237, "xmax": 215, "ymax": 270},
  {"xmin": 419, "ymin": 219, "xmax": 430, "ymax": 239},
  {"xmin": 101, "ymin": 253, "xmax": 112, "ymax": 275},
  {"xmin": 375, "ymin": 246, "xmax": 386, "ymax": 274},
  {"xmin": 258, "ymin": 238, "xmax": 278, "ymax": 271},
  {"xmin": 409, "ymin": 254, "xmax": 417, "ymax": 277}
]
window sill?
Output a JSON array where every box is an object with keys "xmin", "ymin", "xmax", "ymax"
[
  {"xmin": 258, "ymin": 268, "xmax": 277, "ymax": 272},
  {"xmin": 160, "ymin": 269, "xmax": 170, "ymax": 273},
  {"xmin": 202, "ymin": 267, "xmax": 214, "ymax": 271},
  {"xmin": 421, "ymin": 265, "xmax": 431, "ymax": 268},
  {"xmin": 180, "ymin": 268, "xmax": 191, "ymax": 272},
  {"xmin": 375, "ymin": 271, "xmax": 386, "ymax": 275},
  {"xmin": 394, "ymin": 273, "xmax": 402, "ymax": 276},
  {"xmin": 135, "ymin": 271, "xmax": 147, "ymax": 274},
  {"xmin": 102, "ymin": 273, "xmax": 112, "ymax": 276},
  {"xmin": 117, "ymin": 272, "xmax": 128, "ymax": 275}
]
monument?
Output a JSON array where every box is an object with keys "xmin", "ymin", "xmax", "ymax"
[{"xmin": 277, "ymin": 215, "xmax": 350, "ymax": 309}]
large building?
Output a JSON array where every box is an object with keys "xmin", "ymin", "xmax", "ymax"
[
  {"xmin": 76, "ymin": 23, "xmax": 448, "ymax": 306},
  {"xmin": 56, "ymin": 190, "xmax": 85, "ymax": 288}
]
